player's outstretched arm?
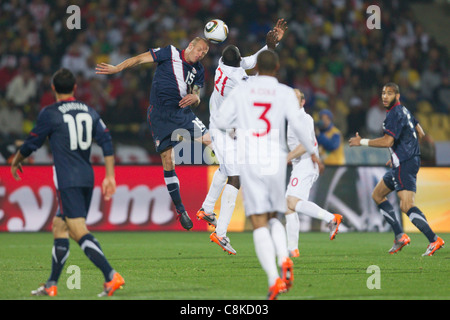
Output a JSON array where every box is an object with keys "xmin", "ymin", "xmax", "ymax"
[
  {"xmin": 349, "ymin": 132, "xmax": 394, "ymax": 148},
  {"xmin": 95, "ymin": 51, "xmax": 154, "ymax": 75},
  {"xmin": 102, "ymin": 155, "xmax": 116, "ymax": 201}
]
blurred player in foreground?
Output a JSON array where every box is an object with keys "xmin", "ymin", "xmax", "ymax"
[
  {"xmin": 285, "ymin": 89, "xmax": 343, "ymax": 258},
  {"xmin": 10, "ymin": 68, "xmax": 124, "ymax": 297},
  {"xmin": 197, "ymin": 19, "xmax": 288, "ymax": 255},
  {"xmin": 349, "ymin": 82, "xmax": 444, "ymax": 256},
  {"xmin": 96, "ymin": 37, "xmax": 210, "ymax": 230},
  {"xmin": 216, "ymin": 50, "xmax": 320, "ymax": 299}
]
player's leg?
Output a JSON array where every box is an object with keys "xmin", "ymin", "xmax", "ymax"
[
  {"xmin": 160, "ymin": 146, "xmax": 193, "ymax": 230},
  {"xmin": 286, "ymin": 165, "xmax": 342, "ymax": 240},
  {"xmin": 65, "ymin": 187, "xmax": 124, "ymax": 295},
  {"xmin": 398, "ymin": 190, "xmax": 444, "ymax": 256},
  {"xmin": 31, "ymin": 215, "xmax": 69, "ymax": 296},
  {"xmin": 215, "ymin": 176, "xmax": 240, "ymax": 237},
  {"xmin": 372, "ymin": 175, "xmax": 407, "ymax": 243},
  {"xmin": 284, "ymin": 206, "xmax": 300, "ymax": 257}
]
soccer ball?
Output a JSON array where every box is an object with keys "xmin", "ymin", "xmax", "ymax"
[{"xmin": 204, "ymin": 19, "xmax": 228, "ymax": 44}]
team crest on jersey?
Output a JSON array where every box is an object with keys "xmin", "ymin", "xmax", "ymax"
[
  {"xmin": 155, "ymin": 140, "xmax": 160, "ymax": 147},
  {"xmin": 191, "ymin": 67, "xmax": 197, "ymax": 74}
]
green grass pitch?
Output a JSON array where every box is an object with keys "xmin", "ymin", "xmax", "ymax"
[{"xmin": 0, "ymin": 231, "xmax": 448, "ymax": 300}]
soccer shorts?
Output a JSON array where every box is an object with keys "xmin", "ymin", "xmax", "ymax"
[
  {"xmin": 147, "ymin": 105, "xmax": 208, "ymax": 153},
  {"xmin": 383, "ymin": 156, "xmax": 420, "ymax": 192},
  {"xmin": 240, "ymin": 158, "xmax": 287, "ymax": 216},
  {"xmin": 56, "ymin": 187, "xmax": 93, "ymax": 220},
  {"xmin": 285, "ymin": 158, "xmax": 319, "ymax": 200},
  {"xmin": 210, "ymin": 128, "xmax": 240, "ymax": 177}
]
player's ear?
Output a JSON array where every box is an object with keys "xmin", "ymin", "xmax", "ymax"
[{"xmin": 72, "ymin": 84, "xmax": 77, "ymax": 95}]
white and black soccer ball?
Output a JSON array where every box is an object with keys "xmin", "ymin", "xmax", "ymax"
[{"xmin": 204, "ymin": 19, "xmax": 228, "ymax": 44}]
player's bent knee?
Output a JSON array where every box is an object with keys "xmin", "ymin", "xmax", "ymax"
[{"xmin": 286, "ymin": 196, "xmax": 299, "ymax": 212}]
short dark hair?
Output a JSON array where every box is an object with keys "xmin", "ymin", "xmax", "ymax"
[
  {"xmin": 222, "ymin": 45, "xmax": 241, "ymax": 67},
  {"xmin": 383, "ymin": 82, "xmax": 400, "ymax": 94},
  {"xmin": 52, "ymin": 68, "xmax": 76, "ymax": 94},
  {"xmin": 256, "ymin": 50, "xmax": 279, "ymax": 73}
]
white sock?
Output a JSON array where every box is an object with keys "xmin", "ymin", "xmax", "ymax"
[
  {"xmin": 202, "ymin": 168, "xmax": 227, "ymax": 214},
  {"xmin": 268, "ymin": 218, "xmax": 289, "ymax": 268},
  {"xmin": 295, "ymin": 200, "xmax": 334, "ymax": 223},
  {"xmin": 216, "ymin": 184, "xmax": 239, "ymax": 238},
  {"xmin": 285, "ymin": 212, "xmax": 299, "ymax": 252},
  {"xmin": 253, "ymin": 227, "xmax": 279, "ymax": 287}
]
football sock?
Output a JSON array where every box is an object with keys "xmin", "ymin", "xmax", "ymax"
[
  {"xmin": 378, "ymin": 200, "xmax": 403, "ymax": 237},
  {"xmin": 253, "ymin": 227, "xmax": 279, "ymax": 287},
  {"xmin": 78, "ymin": 233, "xmax": 115, "ymax": 282},
  {"xmin": 285, "ymin": 212, "xmax": 300, "ymax": 252},
  {"xmin": 295, "ymin": 200, "xmax": 335, "ymax": 223},
  {"xmin": 201, "ymin": 168, "xmax": 227, "ymax": 214},
  {"xmin": 164, "ymin": 170, "xmax": 185, "ymax": 214},
  {"xmin": 268, "ymin": 218, "xmax": 289, "ymax": 268},
  {"xmin": 46, "ymin": 238, "xmax": 70, "ymax": 287},
  {"xmin": 216, "ymin": 184, "xmax": 239, "ymax": 238},
  {"xmin": 406, "ymin": 207, "xmax": 437, "ymax": 243}
]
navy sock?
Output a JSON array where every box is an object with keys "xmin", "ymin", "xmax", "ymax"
[
  {"xmin": 406, "ymin": 207, "xmax": 437, "ymax": 243},
  {"xmin": 164, "ymin": 170, "xmax": 185, "ymax": 214},
  {"xmin": 78, "ymin": 234, "xmax": 114, "ymax": 282},
  {"xmin": 378, "ymin": 200, "xmax": 403, "ymax": 237},
  {"xmin": 47, "ymin": 238, "xmax": 70, "ymax": 287}
]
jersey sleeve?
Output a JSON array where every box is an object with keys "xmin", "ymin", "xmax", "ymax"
[
  {"xmin": 19, "ymin": 108, "xmax": 53, "ymax": 157},
  {"xmin": 284, "ymin": 89, "xmax": 315, "ymax": 154},
  {"xmin": 93, "ymin": 117, "xmax": 114, "ymax": 157},
  {"xmin": 149, "ymin": 45, "xmax": 172, "ymax": 63},
  {"xmin": 240, "ymin": 45, "xmax": 268, "ymax": 70}
]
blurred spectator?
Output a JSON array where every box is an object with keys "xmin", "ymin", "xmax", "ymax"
[
  {"xmin": 433, "ymin": 74, "xmax": 450, "ymax": 114},
  {"xmin": 316, "ymin": 109, "xmax": 345, "ymax": 165},
  {"xmin": 6, "ymin": 68, "xmax": 37, "ymax": 107},
  {"xmin": 0, "ymin": 100, "xmax": 24, "ymax": 138}
]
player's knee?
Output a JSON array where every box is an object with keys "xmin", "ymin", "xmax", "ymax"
[
  {"xmin": 227, "ymin": 176, "xmax": 240, "ymax": 189},
  {"xmin": 286, "ymin": 196, "xmax": 299, "ymax": 212},
  {"xmin": 400, "ymin": 200, "xmax": 414, "ymax": 214}
]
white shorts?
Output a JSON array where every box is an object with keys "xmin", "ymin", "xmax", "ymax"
[
  {"xmin": 240, "ymin": 157, "xmax": 287, "ymax": 216},
  {"xmin": 285, "ymin": 158, "xmax": 319, "ymax": 201},
  {"xmin": 210, "ymin": 128, "xmax": 240, "ymax": 177}
]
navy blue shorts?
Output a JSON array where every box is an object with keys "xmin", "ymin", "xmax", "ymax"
[
  {"xmin": 147, "ymin": 105, "xmax": 207, "ymax": 153},
  {"xmin": 56, "ymin": 187, "xmax": 93, "ymax": 220},
  {"xmin": 383, "ymin": 156, "xmax": 420, "ymax": 192}
]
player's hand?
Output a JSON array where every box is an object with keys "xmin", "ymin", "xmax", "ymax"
[
  {"xmin": 266, "ymin": 30, "xmax": 279, "ymax": 49},
  {"xmin": 386, "ymin": 159, "xmax": 392, "ymax": 167},
  {"xmin": 95, "ymin": 63, "xmax": 120, "ymax": 75},
  {"xmin": 179, "ymin": 94, "xmax": 200, "ymax": 108},
  {"xmin": 311, "ymin": 153, "xmax": 324, "ymax": 174},
  {"xmin": 273, "ymin": 18, "xmax": 288, "ymax": 42},
  {"xmin": 11, "ymin": 163, "xmax": 23, "ymax": 181},
  {"xmin": 102, "ymin": 176, "xmax": 116, "ymax": 201},
  {"xmin": 348, "ymin": 132, "xmax": 362, "ymax": 147}
]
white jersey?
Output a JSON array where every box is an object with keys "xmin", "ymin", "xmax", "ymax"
[
  {"xmin": 217, "ymin": 75, "xmax": 315, "ymax": 162},
  {"xmin": 209, "ymin": 45, "xmax": 268, "ymax": 129},
  {"xmin": 216, "ymin": 75, "xmax": 315, "ymax": 215},
  {"xmin": 287, "ymin": 108, "xmax": 319, "ymax": 166}
]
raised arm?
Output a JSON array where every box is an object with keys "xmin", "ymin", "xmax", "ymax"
[{"xmin": 95, "ymin": 51, "xmax": 154, "ymax": 75}]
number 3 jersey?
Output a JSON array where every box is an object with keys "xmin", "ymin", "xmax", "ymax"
[
  {"xmin": 20, "ymin": 98, "xmax": 113, "ymax": 189},
  {"xmin": 383, "ymin": 102, "xmax": 420, "ymax": 167}
]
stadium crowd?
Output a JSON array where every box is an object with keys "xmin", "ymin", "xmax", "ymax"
[{"xmin": 0, "ymin": 0, "xmax": 448, "ymax": 162}]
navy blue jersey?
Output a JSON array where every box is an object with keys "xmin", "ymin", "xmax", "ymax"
[
  {"xmin": 148, "ymin": 45, "xmax": 205, "ymax": 110},
  {"xmin": 383, "ymin": 102, "xmax": 420, "ymax": 166},
  {"xmin": 20, "ymin": 98, "xmax": 113, "ymax": 189}
]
